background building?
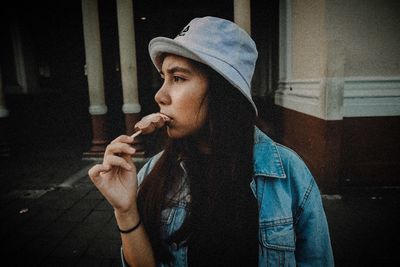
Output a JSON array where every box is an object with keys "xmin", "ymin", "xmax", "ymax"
[{"xmin": 1, "ymin": 0, "xmax": 399, "ymax": 193}]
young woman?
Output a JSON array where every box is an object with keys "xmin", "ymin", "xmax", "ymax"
[{"xmin": 88, "ymin": 16, "xmax": 334, "ymax": 267}]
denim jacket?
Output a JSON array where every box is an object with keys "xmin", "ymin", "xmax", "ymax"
[{"xmin": 122, "ymin": 127, "xmax": 334, "ymax": 266}]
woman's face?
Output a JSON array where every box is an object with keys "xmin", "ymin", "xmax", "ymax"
[{"xmin": 155, "ymin": 54, "xmax": 209, "ymax": 139}]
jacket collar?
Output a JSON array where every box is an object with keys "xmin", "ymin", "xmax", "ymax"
[{"xmin": 253, "ymin": 127, "xmax": 286, "ymax": 179}]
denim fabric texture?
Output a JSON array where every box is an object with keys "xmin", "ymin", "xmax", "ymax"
[{"xmin": 122, "ymin": 127, "xmax": 334, "ymax": 266}]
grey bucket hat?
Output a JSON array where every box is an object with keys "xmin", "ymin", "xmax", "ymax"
[{"xmin": 148, "ymin": 16, "xmax": 258, "ymax": 115}]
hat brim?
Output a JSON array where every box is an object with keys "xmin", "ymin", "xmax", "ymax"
[{"xmin": 149, "ymin": 37, "xmax": 258, "ymax": 115}]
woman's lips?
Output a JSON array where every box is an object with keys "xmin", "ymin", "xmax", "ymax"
[
  {"xmin": 159, "ymin": 112, "xmax": 172, "ymax": 120},
  {"xmin": 159, "ymin": 112, "xmax": 173, "ymax": 126}
]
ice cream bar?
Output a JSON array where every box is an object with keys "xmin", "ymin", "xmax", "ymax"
[{"xmin": 134, "ymin": 113, "xmax": 171, "ymax": 134}]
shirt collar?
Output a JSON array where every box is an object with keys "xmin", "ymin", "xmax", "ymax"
[{"xmin": 253, "ymin": 127, "xmax": 287, "ymax": 179}]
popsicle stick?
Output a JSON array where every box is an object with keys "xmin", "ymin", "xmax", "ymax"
[{"xmin": 131, "ymin": 130, "xmax": 142, "ymax": 139}]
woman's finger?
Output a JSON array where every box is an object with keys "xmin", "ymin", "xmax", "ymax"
[
  {"xmin": 88, "ymin": 164, "xmax": 112, "ymax": 187},
  {"xmin": 105, "ymin": 142, "xmax": 136, "ymax": 156},
  {"xmin": 110, "ymin": 135, "xmax": 133, "ymax": 145},
  {"xmin": 103, "ymin": 155, "xmax": 133, "ymax": 171},
  {"xmin": 88, "ymin": 164, "xmax": 110, "ymax": 178}
]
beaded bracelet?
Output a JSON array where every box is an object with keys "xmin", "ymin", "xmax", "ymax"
[{"xmin": 118, "ymin": 219, "xmax": 141, "ymax": 234}]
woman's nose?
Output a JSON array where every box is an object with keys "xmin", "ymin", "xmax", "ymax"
[{"xmin": 154, "ymin": 84, "xmax": 171, "ymax": 106}]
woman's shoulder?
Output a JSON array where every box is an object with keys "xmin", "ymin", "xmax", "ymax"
[
  {"xmin": 275, "ymin": 143, "xmax": 310, "ymax": 172},
  {"xmin": 254, "ymin": 130, "xmax": 321, "ymax": 218},
  {"xmin": 254, "ymin": 127, "xmax": 305, "ymax": 162},
  {"xmin": 253, "ymin": 128, "xmax": 315, "ymax": 188}
]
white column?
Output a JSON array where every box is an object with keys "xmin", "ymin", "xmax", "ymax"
[
  {"xmin": 81, "ymin": 0, "xmax": 108, "ymax": 156},
  {"xmin": 82, "ymin": 0, "xmax": 107, "ymax": 116},
  {"xmin": 116, "ymin": 0, "xmax": 141, "ymax": 115},
  {"xmin": 234, "ymin": 0, "xmax": 251, "ymax": 35},
  {"xmin": 115, "ymin": 0, "xmax": 145, "ymax": 155}
]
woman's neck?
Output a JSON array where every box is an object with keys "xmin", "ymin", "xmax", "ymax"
[{"xmin": 191, "ymin": 127, "xmax": 212, "ymax": 155}]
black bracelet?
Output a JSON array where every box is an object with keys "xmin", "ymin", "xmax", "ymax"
[{"xmin": 118, "ymin": 219, "xmax": 141, "ymax": 234}]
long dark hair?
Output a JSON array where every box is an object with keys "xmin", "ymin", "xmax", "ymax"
[{"xmin": 137, "ymin": 61, "xmax": 259, "ymax": 266}]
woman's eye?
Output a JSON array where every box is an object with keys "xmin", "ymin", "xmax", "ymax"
[{"xmin": 173, "ymin": 76, "xmax": 184, "ymax": 82}]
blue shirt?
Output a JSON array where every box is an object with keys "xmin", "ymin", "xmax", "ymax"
[{"xmin": 122, "ymin": 127, "xmax": 334, "ymax": 266}]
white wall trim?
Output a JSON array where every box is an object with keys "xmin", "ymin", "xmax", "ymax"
[
  {"xmin": 275, "ymin": 79, "xmax": 325, "ymax": 119},
  {"xmin": 343, "ymin": 77, "xmax": 400, "ymax": 117},
  {"xmin": 275, "ymin": 77, "xmax": 400, "ymax": 119}
]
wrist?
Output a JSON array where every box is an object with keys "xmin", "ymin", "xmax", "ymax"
[
  {"xmin": 114, "ymin": 206, "xmax": 140, "ymax": 230},
  {"xmin": 118, "ymin": 218, "xmax": 141, "ymax": 234}
]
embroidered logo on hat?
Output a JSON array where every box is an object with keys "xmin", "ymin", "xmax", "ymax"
[{"xmin": 177, "ymin": 25, "xmax": 190, "ymax": 37}]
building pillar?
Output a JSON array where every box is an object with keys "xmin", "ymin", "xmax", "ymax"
[
  {"xmin": 234, "ymin": 0, "xmax": 251, "ymax": 34},
  {"xmin": 0, "ymin": 67, "xmax": 10, "ymax": 157},
  {"xmin": 116, "ymin": 0, "xmax": 145, "ymax": 155},
  {"xmin": 274, "ymin": 0, "xmax": 342, "ymax": 193},
  {"xmin": 81, "ymin": 0, "xmax": 108, "ymax": 157}
]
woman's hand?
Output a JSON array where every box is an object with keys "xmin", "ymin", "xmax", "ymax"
[
  {"xmin": 89, "ymin": 132, "xmax": 157, "ymax": 267},
  {"xmin": 88, "ymin": 135, "xmax": 138, "ymax": 213},
  {"xmin": 134, "ymin": 113, "xmax": 171, "ymax": 134},
  {"xmin": 88, "ymin": 113, "xmax": 170, "ymax": 213}
]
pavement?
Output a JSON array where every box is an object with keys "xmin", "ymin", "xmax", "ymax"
[{"xmin": 1, "ymin": 141, "xmax": 399, "ymax": 267}]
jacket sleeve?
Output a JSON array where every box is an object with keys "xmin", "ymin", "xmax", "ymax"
[{"xmin": 294, "ymin": 178, "xmax": 335, "ymax": 266}]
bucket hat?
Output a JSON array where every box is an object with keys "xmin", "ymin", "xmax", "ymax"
[{"xmin": 148, "ymin": 16, "xmax": 258, "ymax": 115}]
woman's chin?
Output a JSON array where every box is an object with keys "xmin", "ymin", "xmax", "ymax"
[
  {"xmin": 166, "ymin": 126, "xmax": 189, "ymax": 139},
  {"xmin": 166, "ymin": 127, "xmax": 179, "ymax": 139}
]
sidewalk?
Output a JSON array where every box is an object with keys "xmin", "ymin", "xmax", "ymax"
[
  {"xmin": 0, "ymin": 140, "xmax": 150, "ymax": 266},
  {"xmin": 323, "ymin": 187, "xmax": 400, "ymax": 266},
  {"xmin": 1, "ymin": 143, "xmax": 399, "ymax": 266}
]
